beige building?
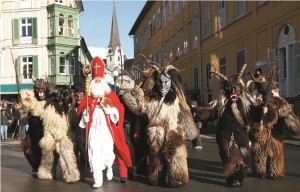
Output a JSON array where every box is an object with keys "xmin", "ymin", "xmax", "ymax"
[{"xmin": 129, "ymin": 1, "xmax": 300, "ymax": 108}]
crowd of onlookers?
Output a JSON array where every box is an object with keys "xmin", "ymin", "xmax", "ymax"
[{"xmin": 0, "ymin": 98, "xmax": 28, "ymax": 140}]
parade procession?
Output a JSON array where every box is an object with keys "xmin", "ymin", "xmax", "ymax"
[{"xmin": 1, "ymin": 1, "xmax": 300, "ymax": 192}]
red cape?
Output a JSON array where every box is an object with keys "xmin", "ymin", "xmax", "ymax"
[{"xmin": 77, "ymin": 91, "xmax": 132, "ymax": 168}]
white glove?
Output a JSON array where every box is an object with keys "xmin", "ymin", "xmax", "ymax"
[
  {"xmin": 103, "ymin": 107, "xmax": 113, "ymax": 115},
  {"xmin": 83, "ymin": 114, "xmax": 89, "ymax": 123}
]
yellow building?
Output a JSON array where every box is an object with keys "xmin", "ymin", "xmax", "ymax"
[
  {"xmin": 129, "ymin": 1, "xmax": 202, "ymax": 103},
  {"xmin": 129, "ymin": 1, "xmax": 300, "ymax": 108}
]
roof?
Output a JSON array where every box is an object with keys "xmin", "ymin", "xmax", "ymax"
[
  {"xmin": 80, "ymin": 37, "xmax": 93, "ymax": 63},
  {"xmin": 108, "ymin": 1, "xmax": 121, "ymax": 49},
  {"xmin": 76, "ymin": 0, "xmax": 84, "ymax": 11},
  {"xmin": 124, "ymin": 58, "xmax": 134, "ymax": 69},
  {"xmin": 128, "ymin": 1, "xmax": 153, "ymax": 36}
]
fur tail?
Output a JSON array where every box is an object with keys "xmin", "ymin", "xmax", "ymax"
[
  {"xmin": 178, "ymin": 107, "xmax": 198, "ymax": 140},
  {"xmin": 276, "ymin": 97, "xmax": 300, "ymax": 136}
]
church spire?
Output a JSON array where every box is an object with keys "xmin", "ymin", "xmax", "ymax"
[{"xmin": 108, "ymin": 1, "xmax": 121, "ymax": 51}]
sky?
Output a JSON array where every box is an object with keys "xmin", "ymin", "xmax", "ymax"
[{"xmin": 80, "ymin": 0, "xmax": 146, "ymax": 59}]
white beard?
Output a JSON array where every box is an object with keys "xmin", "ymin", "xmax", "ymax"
[{"xmin": 90, "ymin": 80, "xmax": 105, "ymax": 98}]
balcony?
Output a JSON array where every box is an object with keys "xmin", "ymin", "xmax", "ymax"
[{"xmin": 48, "ymin": 36, "xmax": 78, "ymax": 47}]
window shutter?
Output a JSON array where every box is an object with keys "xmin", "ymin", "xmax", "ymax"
[
  {"xmin": 294, "ymin": 41, "xmax": 300, "ymax": 95},
  {"xmin": 18, "ymin": 56, "xmax": 22, "ymax": 82},
  {"xmin": 33, "ymin": 55, "xmax": 39, "ymax": 77},
  {"xmin": 13, "ymin": 19, "xmax": 20, "ymax": 45},
  {"xmin": 32, "ymin": 18, "xmax": 38, "ymax": 44}
]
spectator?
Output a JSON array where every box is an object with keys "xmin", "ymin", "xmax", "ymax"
[
  {"xmin": 1, "ymin": 109, "xmax": 10, "ymax": 140},
  {"xmin": 6, "ymin": 104, "xmax": 14, "ymax": 130},
  {"xmin": 12, "ymin": 102, "xmax": 21, "ymax": 139},
  {"xmin": 254, "ymin": 68, "xmax": 262, "ymax": 78},
  {"xmin": 19, "ymin": 105, "xmax": 28, "ymax": 139},
  {"xmin": 190, "ymin": 101, "xmax": 203, "ymax": 150}
]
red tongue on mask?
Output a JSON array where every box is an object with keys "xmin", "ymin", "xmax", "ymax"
[{"xmin": 230, "ymin": 92, "xmax": 239, "ymax": 103}]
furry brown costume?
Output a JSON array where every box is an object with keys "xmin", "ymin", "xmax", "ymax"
[
  {"xmin": 22, "ymin": 77, "xmax": 49, "ymax": 173},
  {"xmin": 196, "ymin": 64, "xmax": 264, "ymax": 187},
  {"xmin": 122, "ymin": 64, "xmax": 198, "ymax": 187},
  {"xmin": 248, "ymin": 72, "xmax": 300, "ymax": 179},
  {"xmin": 20, "ymin": 89, "xmax": 80, "ymax": 183}
]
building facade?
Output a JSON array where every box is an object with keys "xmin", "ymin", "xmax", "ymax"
[
  {"xmin": 129, "ymin": 1, "xmax": 202, "ymax": 103},
  {"xmin": 0, "ymin": 0, "xmax": 84, "ymax": 99},
  {"xmin": 130, "ymin": 1, "xmax": 300, "ymax": 109},
  {"xmin": 201, "ymin": 1, "xmax": 300, "ymax": 104}
]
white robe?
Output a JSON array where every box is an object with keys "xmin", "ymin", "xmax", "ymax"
[{"xmin": 79, "ymin": 104, "xmax": 116, "ymax": 183}]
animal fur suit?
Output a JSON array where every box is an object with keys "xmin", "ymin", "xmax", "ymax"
[
  {"xmin": 20, "ymin": 89, "xmax": 80, "ymax": 183},
  {"xmin": 122, "ymin": 87, "xmax": 197, "ymax": 187},
  {"xmin": 206, "ymin": 64, "xmax": 264, "ymax": 187},
  {"xmin": 250, "ymin": 96, "xmax": 300, "ymax": 179}
]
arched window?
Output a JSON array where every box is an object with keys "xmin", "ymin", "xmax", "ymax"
[
  {"xmin": 59, "ymin": 52, "xmax": 66, "ymax": 74},
  {"xmin": 277, "ymin": 24, "xmax": 298, "ymax": 97},
  {"xmin": 69, "ymin": 53, "xmax": 75, "ymax": 74},
  {"xmin": 59, "ymin": 14, "xmax": 64, "ymax": 36},
  {"xmin": 68, "ymin": 15, "xmax": 73, "ymax": 37}
]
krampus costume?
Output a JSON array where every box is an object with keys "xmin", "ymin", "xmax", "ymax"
[
  {"xmin": 202, "ymin": 64, "xmax": 264, "ymax": 187},
  {"xmin": 247, "ymin": 70, "xmax": 300, "ymax": 179},
  {"xmin": 22, "ymin": 77, "xmax": 49, "ymax": 173},
  {"xmin": 122, "ymin": 63, "xmax": 198, "ymax": 187},
  {"xmin": 20, "ymin": 88, "xmax": 80, "ymax": 183}
]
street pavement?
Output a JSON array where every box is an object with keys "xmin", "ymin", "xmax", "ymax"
[{"xmin": 1, "ymin": 134, "xmax": 300, "ymax": 192}]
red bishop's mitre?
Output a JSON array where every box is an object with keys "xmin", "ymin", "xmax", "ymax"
[{"xmin": 91, "ymin": 56, "xmax": 105, "ymax": 78}]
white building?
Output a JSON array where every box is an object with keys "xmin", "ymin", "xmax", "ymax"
[{"xmin": 0, "ymin": 0, "xmax": 84, "ymax": 99}]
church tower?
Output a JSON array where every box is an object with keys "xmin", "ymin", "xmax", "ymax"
[{"xmin": 106, "ymin": 1, "xmax": 124, "ymax": 70}]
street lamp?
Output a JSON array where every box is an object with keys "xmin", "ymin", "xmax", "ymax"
[{"xmin": 112, "ymin": 70, "xmax": 119, "ymax": 93}]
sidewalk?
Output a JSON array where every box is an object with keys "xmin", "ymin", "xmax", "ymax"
[
  {"xmin": 2, "ymin": 129, "xmax": 300, "ymax": 146},
  {"xmin": 284, "ymin": 139, "xmax": 300, "ymax": 146},
  {"xmin": 200, "ymin": 122, "xmax": 300, "ymax": 146}
]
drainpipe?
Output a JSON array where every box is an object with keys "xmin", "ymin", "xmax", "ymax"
[{"xmin": 198, "ymin": 1, "xmax": 203, "ymax": 103}]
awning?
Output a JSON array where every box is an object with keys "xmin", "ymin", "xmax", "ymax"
[{"xmin": 0, "ymin": 83, "xmax": 34, "ymax": 94}]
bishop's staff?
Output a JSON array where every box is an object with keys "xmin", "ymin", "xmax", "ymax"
[{"xmin": 82, "ymin": 64, "xmax": 91, "ymax": 177}]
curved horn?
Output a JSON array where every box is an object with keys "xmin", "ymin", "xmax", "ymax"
[
  {"xmin": 210, "ymin": 70, "xmax": 228, "ymax": 81},
  {"xmin": 31, "ymin": 74, "xmax": 37, "ymax": 82},
  {"xmin": 139, "ymin": 54, "xmax": 149, "ymax": 63},
  {"xmin": 131, "ymin": 67, "xmax": 155, "ymax": 78},
  {"xmin": 237, "ymin": 64, "xmax": 247, "ymax": 81},
  {"xmin": 151, "ymin": 65, "xmax": 161, "ymax": 73},
  {"xmin": 163, "ymin": 65, "xmax": 179, "ymax": 75},
  {"xmin": 139, "ymin": 54, "xmax": 162, "ymax": 71}
]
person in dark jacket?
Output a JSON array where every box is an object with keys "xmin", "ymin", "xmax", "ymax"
[
  {"xmin": 1, "ymin": 109, "xmax": 10, "ymax": 139},
  {"xmin": 12, "ymin": 102, "xmax": 21, "ymax": 139}
]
